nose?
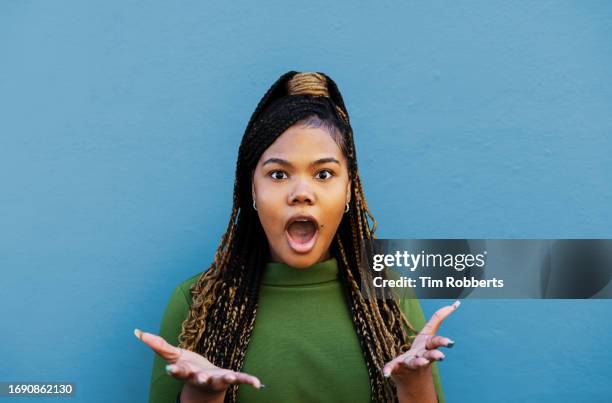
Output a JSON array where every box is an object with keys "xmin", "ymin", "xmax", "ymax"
[{"xmin": 288, "ymin": 177, "xmax": 315, "ymax": 206}]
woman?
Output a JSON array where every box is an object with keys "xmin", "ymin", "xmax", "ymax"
[{"xmin": 136, "ymin": 71, "xmax": 458, "ymax": 403}]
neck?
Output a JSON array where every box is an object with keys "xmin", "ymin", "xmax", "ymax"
[{"xmin": 268, "ymin": 249, "xmax": 332, "ymax": 268}]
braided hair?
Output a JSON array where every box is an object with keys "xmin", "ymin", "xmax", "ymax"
[{"xmin": 178, "ymin": 71, "xmax": 419, "ymax": 403}]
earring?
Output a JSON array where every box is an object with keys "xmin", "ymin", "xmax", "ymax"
[
  {"xmin": 344, "ymin": 202, "xmax": 349, "ymax": 213},
  {"xmin": 253, "ymin": 199, "xmax": 257, "ymax": 211}
]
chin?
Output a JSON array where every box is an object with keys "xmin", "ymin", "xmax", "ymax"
[{"xmin": 280, "ymin": 250, "xmax": 323, "ymax": 269}]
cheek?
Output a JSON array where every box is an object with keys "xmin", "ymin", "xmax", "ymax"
[
  {"xmin": 256, "ymin": 186, "xmax": 285, "ymax": 233},
  {"xmin": 319, "ymin": 190, "xmax": 348, "ymax": 230}
]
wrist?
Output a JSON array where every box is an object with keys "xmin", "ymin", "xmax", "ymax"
[
  {"xmin": 180, "ymin": 383, "xmax": 226, "ymax": 403},
  {"xmin": 395, "ymin": 366, "xmax": 437, "ymax": 403}
]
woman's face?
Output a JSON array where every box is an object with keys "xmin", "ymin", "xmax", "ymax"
[{"xmin": 252, "ymin": 123, "xmax": 351, "ymax": 269}]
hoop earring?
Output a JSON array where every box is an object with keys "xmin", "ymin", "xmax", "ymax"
[
  {"xmin": 344, "ymin": 202, "xmax": 349, "ymax": 213},
  {"xmin": 253, "ymin": 199, "xmax": 257, "ymax": 211}
]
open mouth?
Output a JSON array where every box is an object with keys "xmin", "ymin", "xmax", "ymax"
[{"xmin": 285, "ymin": 215, "xmax": 320, "ymax": 254}]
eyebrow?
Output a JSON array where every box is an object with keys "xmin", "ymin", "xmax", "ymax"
[{"xmin": 262, "ymin": 157, "xmax": 341, "ymax": 168}]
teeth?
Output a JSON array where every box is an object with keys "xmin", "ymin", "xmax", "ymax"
[
  {"xmin": 289, "ymin": 218, "xmax": 316, "ymax": 227},
  {"xmin": 289, "ymin": 218, "xmax": 316, "ymax": 225}
]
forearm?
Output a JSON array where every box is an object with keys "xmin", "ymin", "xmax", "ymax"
[
  {"xmin": 395, "ymin": 366, "xmax": 437, "ymax": 403},
  {"xmin": 179, "ymin": 383, "xmax": 226, "ymax": 403}
]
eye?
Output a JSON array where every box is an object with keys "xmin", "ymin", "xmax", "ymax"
[
  {"xmin": 269, "ymin": 170, "xmax": 288, "ymax": 180},
  {"xmin": 316, "ymin": 169, "xmax": 334, "ymax": 180}
]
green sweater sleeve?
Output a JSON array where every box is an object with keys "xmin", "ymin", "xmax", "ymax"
[
  {"xmin": 400, "ymin": 297, "xmax": 446, "ymax": 403},
  {"xmin": 148, "ymin": 280, "xmax": 194, "ymax": 403}
]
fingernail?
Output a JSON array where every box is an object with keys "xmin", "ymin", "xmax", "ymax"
[
  {"xmin": 134, "ymin": 328, "xmax": 142, "ymax": 339},
  {"xmin": 259, "ymin": 384, "xmax": 266, "ymax": 389},
  {"xmin": 452, "ymin": 300, "xmax": 461, "ymax": 309},
  {"xmin": 165, "ymin": 364, "xmax": 176, "ymax": 374},
  {"xmin": 446, "ymin": 339, "xmax": 455, "ymax": 348},
  {"xmin": 383, "ymin": 371, "xmax": 391, "ymax": 378}
]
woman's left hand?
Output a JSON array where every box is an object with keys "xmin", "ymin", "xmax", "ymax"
[{"xmin": 382, "ymin": 300, "xmax": 460, "ymax": 401}]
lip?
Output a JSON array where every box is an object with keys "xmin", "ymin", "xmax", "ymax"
[{"xmin": 284, "ymin": 213, "xmax": 320, "ymax": 254}]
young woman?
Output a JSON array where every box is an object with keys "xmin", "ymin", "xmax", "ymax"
[{"xmin": 135, "ymin": 71, "xmax": 459, "ymax": 403}]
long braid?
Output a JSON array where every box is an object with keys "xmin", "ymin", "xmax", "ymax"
[
  {"xmin": 177, "ymin": 71, "xmax": 419, "ymax": 403},
  {"xmin": 331, "ymin": 123, "xmax": 419, "ymax": 402}
]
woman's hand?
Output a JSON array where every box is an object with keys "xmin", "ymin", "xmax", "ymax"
[
  {"xmin": 383, "ymin": 300, "xmax": 460, "ymax": 403},
  {"xmin": 134, "ymin": 329, "xmax": 264, "ymax": 402}
]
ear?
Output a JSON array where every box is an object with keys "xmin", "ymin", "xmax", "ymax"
[
  {"xmin": 346, "ymin": 179, "xmax": 352, "ymax": 205},
  {"xmin": 250, "ymin": 168, "xmax": 256, "ymax": 199}
]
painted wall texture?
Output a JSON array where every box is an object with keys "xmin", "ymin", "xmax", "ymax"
[{"xmin": 1, "ymin": 1, "xmax": 611, "ymax": 402}]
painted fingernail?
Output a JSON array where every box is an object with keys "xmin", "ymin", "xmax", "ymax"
[
  {"xmin": 452, "ymin": 300, "xmax": 461, "ymax": 309},
  {"xmin": 259, "ymin": 384, "xmax": 266, "ymax": 389},
  {"xmin": 165, "ymin": 364, "xmax": 176, "ymax": 374},
  {"xmin": 446, "ymin": 339, "xmax": 455, "ymax": 348},
  {"xmin": 134, "ymin": 328, "xmax": 142, "ymax": 339}
]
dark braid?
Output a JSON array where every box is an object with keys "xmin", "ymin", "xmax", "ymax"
[{"xmin": 178, "ymin": 71, "xmax": 419, "ymax": 403}]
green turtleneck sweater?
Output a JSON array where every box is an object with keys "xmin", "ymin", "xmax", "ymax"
[{"xmin": 148, "ymin": 258, "xmax": 445, "ymax": 402}]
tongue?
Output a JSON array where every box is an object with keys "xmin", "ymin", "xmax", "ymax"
[{"xmin": 287, "ymin": 221, "xmax": 317, "ymax": 243}]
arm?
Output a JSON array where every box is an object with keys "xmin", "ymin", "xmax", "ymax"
[
  {"xmin": 144, "ymin": 280, "xmax": 261, "ymax": 402},
  {"xmin": 148, "ymin": 283, "xmax": 228, "ymax": 403},
  {"xmin": 396, "ymin": 297, "xmax": 448, "ymax": 403},
  {"xmin": 179, "ymin": 384, "xmax": 226, "ymax": 403},
  {"xmin": 149, "ymin": 285, "xmax": 191, "ymax": 403},
  {"xmin": 396, "ymin": 365, "xmax": 437, "ymax": 403}
]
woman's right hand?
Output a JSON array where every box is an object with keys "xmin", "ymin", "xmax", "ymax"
[{"xmin": 134, "ymin": 329, "xmax": 264, "ymax": 401}]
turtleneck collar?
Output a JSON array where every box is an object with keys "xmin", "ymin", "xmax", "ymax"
[{"xmin": 261, "ymin": 257, "xmax": 339, "ymax": 286}]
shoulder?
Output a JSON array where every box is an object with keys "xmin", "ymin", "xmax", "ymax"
[
  {"xmin": 160, "ymin": 272, "xmax": 202, "ymax": 330},
  {"xmin": 172, "ymin": 272, "xmax": 202, "ymax": 305},
  {"xmin": 157, "ymin": 272, "xmax": 203, "ymax": 346}
]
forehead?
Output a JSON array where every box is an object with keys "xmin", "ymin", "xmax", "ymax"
[{"xmin": 259, "ymin": 125, "xmax": 344, "ymax": 161}]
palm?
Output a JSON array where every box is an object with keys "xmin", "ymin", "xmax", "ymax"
[
  {"xmin": 134, "ymin": 329, "xmax": 263, "ymax": 393},
  {"xmin": 383, "ymin": 300, "xmax": 460, "ymax": 379}
]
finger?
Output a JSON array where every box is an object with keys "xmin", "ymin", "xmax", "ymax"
[
  {"xmin": 383, "ymin": 361, "xmax": 398, "ymax": 378},
  {"xmin": 134, "ymin": 328, "xmax": 182, "ymax": 362},
  {"xmin": 425, "ymin": 335, "xmax": 455, "ymax": 350},
  {"xmin": 166, "ymin": 362, "xmax": 194, "ymax": 380},
  {"xmin": 191, "ymin": 369, "xmax": 264, "ymax": 390},
  {"xmin": 421, "ymin": 349, "xmax": 445, "ymax": 362},
  {"xmin": 192, "ymin": 371, "xmax": 220, "ymax": 389},
  {"xmin": 383, "ymin": 354, "xmax": 414, "ymax": 377},
  {"xmin": 233, "ymin": 372, "xmax": 264, "ymax": 389},
  {"xmin": 223, "ymin": 372, "xmax": 237, "ymax": 383},
  {"xmin": 216, "ymin": 371, "xmax": 263, "ymax": 389},
  {"xmin": 208, "ymin": 372, "xmax": 237, "ymax": 390},
  {"xmin": 399, "ymin": 355, "xmax": 430, "ymax": 370},
  {"xmin": 193, "ymin": 371, "xmax": 211, "ymax": 386},
  {"xmin": 421, "ymin": 300, "xmax": 460, "ymax": 335}
]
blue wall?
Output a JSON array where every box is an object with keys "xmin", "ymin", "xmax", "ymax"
[{"xmin": 1, "ymin": 1, "xmax": 611, "ymax": 401}]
